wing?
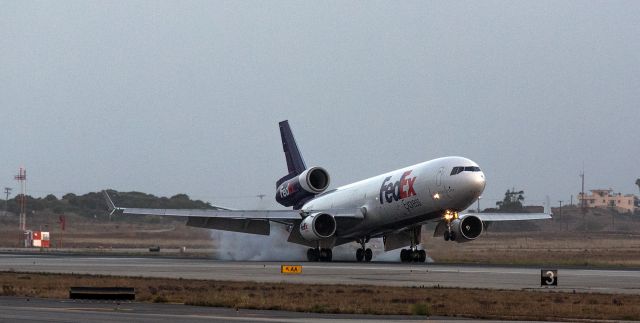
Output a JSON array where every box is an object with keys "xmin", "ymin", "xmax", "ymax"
[
  {"xmin": 471, "ymin": 212, "xmax": 552, "ymax": 222},
  {"xmin": 468, "ymin": 196, "xmax": 552, "ymax": 222},
  {"xmin": 121, "ymin": 208, "xmax": 301, "ymax": 220},
  {"xmin": 103, "ymin": 191, "xmax": 302, "ymax": 236},
  {"xmin": 433, "ymin": 210, "xmax": 552, "ymax": 238},
  {"xmin": 103, "ymin": 191, "xmax": 363, "ymax": 238}
]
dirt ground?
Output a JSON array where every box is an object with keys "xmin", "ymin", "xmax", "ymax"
[
  {"xmin": 0, "ymin": 212, "xmax": 212, "ymax": 249},
  {"xmin": 1, "ymin": 271, "xmax": 639, "ymax": 320}
]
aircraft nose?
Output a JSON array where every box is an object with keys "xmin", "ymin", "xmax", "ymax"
[
  {"xmin": 459, "ymin": 171, "xmax": 485, "ymax": 204},
  {"xmin": 474, "ymin": 172, "xmax": 486, "ymax": 195}
]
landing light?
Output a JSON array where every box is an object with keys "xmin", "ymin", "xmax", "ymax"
[
  {"xmin": 443, "ymin": 210, "xmax": 458, "ymax": 221},
  {"xmin": 433, "ymin": 193, "xmax": 440, "ymax": 200}
]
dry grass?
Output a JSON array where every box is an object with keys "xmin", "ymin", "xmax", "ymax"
[
  {"xmin": 424, "ymin": 231, "xmax": 640, "ymax": 267},
  {"xmin": 1, "ymin": 271, "xmax": 639, "ymax": 320},
  {"xmin": 0, "ymin": 213, "xmax": 213, "ymax": 249}
]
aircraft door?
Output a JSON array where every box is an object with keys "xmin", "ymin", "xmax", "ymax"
[
  {"xmin": 428, "ymin": 167, "xmax": 445, "ymax": 208},
  {"xmin": 436, "ymin": 167, "xmax": 444, "ymax": 187}
]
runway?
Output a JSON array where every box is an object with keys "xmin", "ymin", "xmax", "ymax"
[
  {"xmin": 0, "ymin": 296, "xmax": 430, "ymax": 323},
  {"xmin": 1, "ymin": 253, "xmax": 639, "ymax": 294}
]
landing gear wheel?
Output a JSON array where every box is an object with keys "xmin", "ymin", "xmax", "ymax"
[
  {"xmin": 400, "ymin": 249, "xmax": 409, "ymax": 262},
  {"xmin": 400, "ymin": 248, "xmax": 427, "ymax": 263},
  {"xmin": 444, "ymin": 230, "xmax": 450, "ymax": 241},
  {"xmin": 356, "ymin": 248, "xmax": 364, "ymax": 262},
  {"xmin": 355, "ymin": 237, "xmax": 371, "ymax": 263},
  {"xmin": 318, "ymin": 248, "xmax": 332, "ymax": 262},
  {"xmin": 364, "ymin": 248, "xmax": 373, "ymax": 262},
  {"xmin": 399, "ymin": 226, "xmax": 427, "ymax": 263},
  {"xmin": 418, "ymin": 250, "xmax": 426, "ymax": 262},
  {"xmin": 411, "ymin": 250, "xmax": 420, "ymax": 262},
  {"xmin": 307, "ymin": 248, "xmax": 318, "ymax": 262},
  {"xmin": 450, "ymin": 231, "xmax": 457, "ymax": 241}
]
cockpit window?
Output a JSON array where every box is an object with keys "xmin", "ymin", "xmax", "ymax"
[{"xmin": 450, "ymin": 166, "xmax": 481, "ymax": 175}]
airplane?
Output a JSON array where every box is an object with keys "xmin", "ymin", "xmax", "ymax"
[{"xmin": 104, "ymin": 120, "xmax": 551, "ymax": 263}]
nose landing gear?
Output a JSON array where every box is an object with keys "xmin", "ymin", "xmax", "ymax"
[
  {"xmin": 443, "ymin": 230, "xmax": 457, "ymax": 241},
  {"xmin": 442, "ymin": 210, "xmax": 458, "ymax": 242}
]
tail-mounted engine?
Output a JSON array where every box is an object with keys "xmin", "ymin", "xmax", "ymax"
[
  {"xmin": 299, "ymin": 212, "xmax": 337, "ymax": 241},
  {"xmin": 275, "ymin": 167, "xmax": 330, "ymax": 208},
  {"xmin": 451, "ymin": 215, "xmax": 483, "ymax": 242}
]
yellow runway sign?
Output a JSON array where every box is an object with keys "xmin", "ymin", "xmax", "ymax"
[{"xmin": 280, "ymin": 265, "xmax": 302, "ymax": 274}]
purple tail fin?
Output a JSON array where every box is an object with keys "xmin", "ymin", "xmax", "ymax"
[{"xmin": 277, "ymin": 120, "xmax": 306, "ymax": 186}]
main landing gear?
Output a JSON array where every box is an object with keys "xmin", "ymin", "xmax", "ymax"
[
  {"xmin": 400, "ymin": 226, "xmax": 427, "ymax": 262},
  {"xmin": 307, "ymin": 247, "xmax": 332, "ymax": 262},
  {"xmin": 400, "ymin": 248, "xmax": 426, "ymax": 262},
  {"xmin": 356, "ymin": 237, "xmax": 373, "ymax": 262}
]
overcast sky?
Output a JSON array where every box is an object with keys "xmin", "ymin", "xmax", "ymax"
[{"xmin": 1, "ymin": 1, "xmax": 639, "ymax": 209}]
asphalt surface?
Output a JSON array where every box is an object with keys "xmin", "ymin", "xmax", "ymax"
[
  {"xmin": 1, "ymin": 253, "xmax": 639, "ymax": 294},
  {"xmin": 0, "ymin": 296, "xmax": 430, "ymax": 323}
]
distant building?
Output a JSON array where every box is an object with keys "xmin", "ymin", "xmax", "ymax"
[{"xmin": 578, "ymin": 189, "xmax": 638, "ymax": 214}]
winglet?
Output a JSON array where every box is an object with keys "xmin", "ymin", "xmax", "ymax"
[
  {"xmin": 545, "ymin": 196, "xmax": 553, "ymax": 216},
  {"xmin": 102, "ymin": 190, "xmax": 124, "ymax": 216}
]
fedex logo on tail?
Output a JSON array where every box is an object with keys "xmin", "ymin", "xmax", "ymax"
[
  {"xmin": 379, "ymin": 170, "xmax": 417, "ymax": 204},
  {"xmin": 279, "ymin": 182, "xmax": 295, "ymax": 198}
]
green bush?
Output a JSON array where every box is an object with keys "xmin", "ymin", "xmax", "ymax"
[
  {"xmin": 153, "ymin": 295, "xmax": 168, "ymax": 303},
  {"xmin": 410, "ymin": 302, "xmax": 430, "ymax": 316}
]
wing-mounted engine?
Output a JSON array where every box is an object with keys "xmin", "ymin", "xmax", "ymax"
[
  {"xmin": 299, "ymin": 212, "xmax": 336, "ymax": 241},
  {"xmin": 275, "ymin": 166, "xmax": 330, "ymax": 208},
  {"xmin": 450, "ymin": 215, "xmax": 483, "ymax": 242}
]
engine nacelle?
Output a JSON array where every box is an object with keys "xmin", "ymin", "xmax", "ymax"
[
  {"xmin": 299, "ymin": 212, "xmax": 336, "ymax": 241},
  {"xmin": 451, "ymin": 215, "xmax": 483, "ymax": 243},
  {"xmin": 275, "ymin": 167, "xmax": 330, "ymax": 208}
]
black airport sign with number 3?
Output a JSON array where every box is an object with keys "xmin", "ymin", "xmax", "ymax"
[{"xmin": 541, "ymin": 269, "xmax": 558, "ymax": 286}]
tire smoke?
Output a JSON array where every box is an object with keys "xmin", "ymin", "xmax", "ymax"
[
  {"xmin": 210, "ymin": 226, "xmax": 433, "ymax": 263},
  {"xmin": 210, "ymin": 223, "xmax": 307, "ymax": 261}
]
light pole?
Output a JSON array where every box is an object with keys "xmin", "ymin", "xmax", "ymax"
[
  {"xmin": 570, "ymin": 195, "xmax": 573, "ymax": 206},
  {"xmin": 580, "ymin": 169, "xmax": 586, "ymax": 232},
  {"xmin": 3, "ymin": 187, "xmax": 11, "ymax": 216},
  {"xmin": 558, "ymin": 200, "xmax": 563, "ymax": 231}
]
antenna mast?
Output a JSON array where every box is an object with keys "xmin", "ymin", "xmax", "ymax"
[
  {"xmin": 579, "ymin": 166, "xmax": 586, "ymax": 231},
  {"xmin": 14, "ymin": 168, "xmax": 27, "ymax": 231},
  {"xmin": 579, "ymin": 168, "xmax": 585, "ymax": 213}
]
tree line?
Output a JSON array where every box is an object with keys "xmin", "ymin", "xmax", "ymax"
[{"xmin": 0, "ymin": 190, "xmax": 215, "ymax": 218}]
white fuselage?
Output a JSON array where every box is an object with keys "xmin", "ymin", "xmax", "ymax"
[{"xmin": 301, "ymin": 156, "xmax": 486, "ymax": 239}]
